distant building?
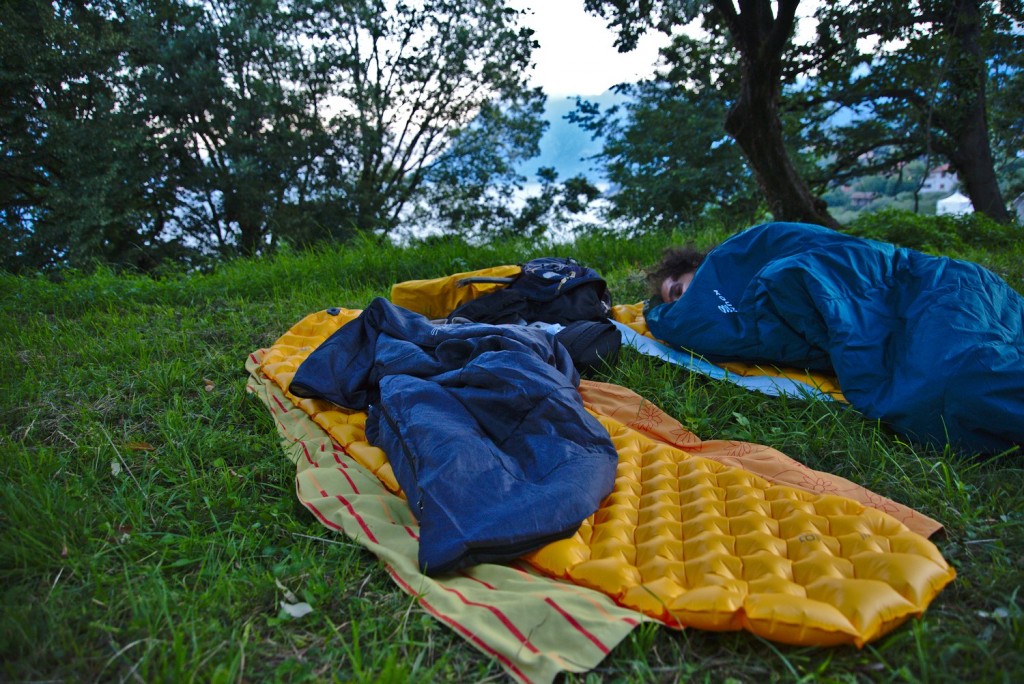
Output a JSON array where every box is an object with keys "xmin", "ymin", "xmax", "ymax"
[
  {"xmin": 849, "ymin": 191, "xmax": 877, "ymax": 208},
  {"xmin": 921, "ymin": 164, "xmax": 959, "ymax": 194}
]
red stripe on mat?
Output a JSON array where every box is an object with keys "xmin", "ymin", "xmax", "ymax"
[
  {"xmin": 299, "ymin": 441, "xmax": 316, "ymax": 466},
  {"xmin": 334, "ymin": 493, "xmax": 377, "ymax": 543},
  {"xmin": 336, "ymin": 467, "xmax": 360, "ymax": 493},
  {"xmin": 439, "ymin": 586, "xmax": 540, "ymax": 654},
  {"xmin": 270, "ymin": 411, "xmax": 298, "ymax": 442},
  {"xmin": 299, "ymin": 497, "xmax": 342, "ymax": 531},
  {"xmin": 511, "ymin": 563, "xmax": 640, "ymax": 626},
  {"xmin": 306, "ymin": 471, "xmax": 329, "ymax": 498},
  {"xmin": 458, "ymin": 572, "xmax": 498, "ymax": 591},
  {"xmin": 388, "ymin": 569, "xmax": 532, "ymax": 684},
  {"xmin": 375, "ymin": 500, "xmax": 400, "ymax": 525},
  {"xmin": 302, "ymin": 471, "xmax": 376, "ymax": 542},
  {"xmin": 544, "ymin": 597, "xmax": 609, "ymax": 654},
  {"xmin": 272, "ymin": 395, "xmax": 290, "ymax": 413}
]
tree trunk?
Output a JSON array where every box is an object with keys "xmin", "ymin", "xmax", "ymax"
[
  {"xmin": 942, "ymin": 0, "xmax": 1010, "ymax": 223},
  {"xmin": 716, "ymin": 0, "xmax": 841, "ymax": 229},
  {"xmin": 224, "ymin": 188, "xmax": 266, "ymax": 256},
  {"xmin": 725, "ymin": 65, "xmax": 841, "ymax": 229}
]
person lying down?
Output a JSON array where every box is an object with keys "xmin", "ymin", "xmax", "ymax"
[{"xmin": 644, "ymin": 221, "xmax": 1024, "ymax": 455}]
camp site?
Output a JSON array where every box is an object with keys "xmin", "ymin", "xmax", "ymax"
[{"xmin": 3, "ymin": 1, "xmax": 1023, "ymax": 682}]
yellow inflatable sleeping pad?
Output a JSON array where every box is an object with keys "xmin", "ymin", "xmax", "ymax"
[{"xmin": 259, "ymin": 303, "xmax": 954, "ymax": 648}]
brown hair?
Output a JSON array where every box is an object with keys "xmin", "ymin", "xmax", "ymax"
[{"xmin": 645, "ymin": 245, "xmax": 708, "ymax": 296}]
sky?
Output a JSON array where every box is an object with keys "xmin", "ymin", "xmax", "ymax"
[
  {"xmin": 508, "ymin": 1, "xmax": 670, "ymax": 97},
  {"xmin": 509, "ymin": 1, "xmax": 824, "ymax": 97}
]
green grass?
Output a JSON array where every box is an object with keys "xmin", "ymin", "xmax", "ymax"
[{"xmin": 2, "ymin": 222, "xmax": 1023, "ymax": 682}]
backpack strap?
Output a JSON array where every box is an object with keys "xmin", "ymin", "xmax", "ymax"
[{"xmin": 456, "ymin": 276, "xmax": 518, "ymax": 287}]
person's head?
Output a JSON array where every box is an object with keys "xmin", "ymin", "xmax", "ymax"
[{"xmin": 646, "ymin": 245, "xmax": 707, "ymax": 303}]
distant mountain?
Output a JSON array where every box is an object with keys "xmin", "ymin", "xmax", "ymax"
[{"xmin": 516, "ymin": 90, "xmax": 627, "ymax": 183}]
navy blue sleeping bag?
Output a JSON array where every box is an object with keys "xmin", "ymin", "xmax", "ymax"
[
  {"xmin": 646, "ymin": 222, "xmax": 1024, "ymax": 454},
  {"xmin": 289, "ymin": 298, "xmax": 618, "ymax": 575}
]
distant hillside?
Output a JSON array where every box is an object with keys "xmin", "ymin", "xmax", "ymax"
[
  {"xmin": 516, "ymin": 90, "xmax": 627, "ymax": 183},
  {"xmin": 515, "ymin": 90, "xmax": 872, "ymax": 189},
  {"xmin": 516, "ymin": 91, "xmax": 869, "ymax": 186}
]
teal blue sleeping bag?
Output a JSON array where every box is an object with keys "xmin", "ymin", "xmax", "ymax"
[{"xmin": 646, "ymin": 222, "xmax": 1024, "ymax": 454}]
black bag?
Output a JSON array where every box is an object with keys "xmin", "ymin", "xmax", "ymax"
[{"xmin": 448, "ymin": 257, "xmax": 612, "ymax": 326}]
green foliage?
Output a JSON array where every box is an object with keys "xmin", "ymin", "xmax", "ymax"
[
  {"xmin": 583, "ymin": 1, "xmax": 1020, "ymax": 229},
  {"xmin": 413, "ymin": 96, "xmax": 557, "ymax": 239},
  {"xmin": 847, "ymin": 208, "xmax": 1021, "ymax": 253},
  {"xmin": 988, "ymin": 9, "xmax": 1024, "ymax": 202},
  {"xmin": 585, "ymin": 0, "xmax": 842, "ymax": 228},
  {"xmin": 571, "ymin": 43, "xmax": 763, "ymax": 232},
  {"xmin": 0, "ymin": 0, "xmax": 546, "ymax": 273},
  {"xmin": 803, "ymin": 0, "xmax": 1021, "ymax": 223},
  {"xmin": 311, "ymin": 0, "xmax": 543, "ymax": 237},
  {"xmin": 0, "ymin": 0, "xmax": 181, "ymax": 273},
  {"xmin": 127, "ymin": 0, "xmax": 343, "ymax": 257},
  {"xmin": 5, "ymin": 0, "xmax": 1020, "ymax": 276}
]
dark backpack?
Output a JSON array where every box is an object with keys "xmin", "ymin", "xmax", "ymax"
[
  {"xmin": 555, "ymin": 319, "xmax": 622, "ymax": 374},
  {"xmin": 448, "ymin": 257, "xmax": 612, "ymax": 326}
]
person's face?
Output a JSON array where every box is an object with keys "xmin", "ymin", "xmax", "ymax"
[{"xmin": 660, "ymin": 272, "xmax": 694, "ymax": 303}]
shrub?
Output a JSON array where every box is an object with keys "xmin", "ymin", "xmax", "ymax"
[{"xmin": 846, "ymin": 208, "xmax": 1020, "ymax": 253}]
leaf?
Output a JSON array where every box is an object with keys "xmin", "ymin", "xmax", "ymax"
[
  {"xmin": 732, "ymin": 412, "xmax": 750, "ymax": 427},
  {"xmin": 279, "ymin": 601, "xmax": 314, "ymax": 619},
  {"xmin": 203, "ymin": 378, "xmax": 215, "ymax": 392},
  {"xmin": 127, "ymin": 442, "xmax": 156, "ymax": 451},
  {"xmin": 111, "ymin": 459, "xmax": 122, "ymax": 476},
  {"xmin": 275, "ymin": 578, "xmax": 313, "ymax": 618}
]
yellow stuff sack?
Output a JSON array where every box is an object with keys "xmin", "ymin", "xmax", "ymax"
[{"xmin": 258, "ymin": 307, "xmax": 955, "ymax": 648}]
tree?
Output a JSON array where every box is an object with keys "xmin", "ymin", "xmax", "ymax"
[
  {"xmin": 0, "ymin": 0, "xmax": 181, "ymax": 272},
  {"xmin": 804, "ymin": 0, "xmax": 1021, "ymax": 223},
  {"xmin": 509, "ymin": 167, "xmax": 603, "ymax": 239},
  {"xmin": 134, "ymin": 0, "xmax": 544, "ymax": 249},
  {"xmin": 584, "ymin": 0, "xmax": 840, "ymax": 228},
  {"xmin": 128, "ymin": 0, "xmax": 342, "ymax": 257},
  {"xmin": 309, "ymin": 0, "xmax": 543, "ymax": 237},
  {"xmin": 411, "ymin": 94, "xmax": 548, "ymax": 238},
  {"xmin": 1, "ymin": 0, "xmax": 546, "ymax": 270},
  {"xmin": 987, "ymin": 12, "xmax": 1024, "ymax": 205},
  {"xmin": 571, "ymin": 33, "xmax": 761, "ymax": 231}
]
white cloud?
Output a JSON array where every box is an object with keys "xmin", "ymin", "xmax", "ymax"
[
  {"xmin": 510, "ymin": 1, "xmax": 826, "ymax": 96},
  {"xmin": 510, "ymin": 1, "xmax": 669, "ymax": 96}
]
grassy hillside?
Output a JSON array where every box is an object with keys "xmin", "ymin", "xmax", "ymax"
[{"xmin": 2, "ymin": 221, "xmax": 1022, "ymax": 682}]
